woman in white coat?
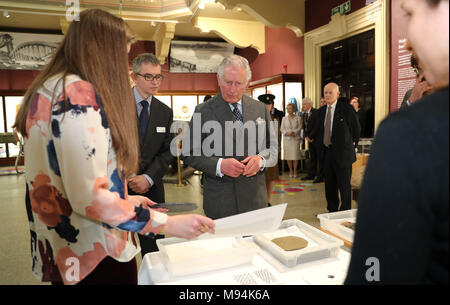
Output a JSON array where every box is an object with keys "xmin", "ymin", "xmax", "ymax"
[{"xmin": 280, "ymin": 103, "xmax": 302, "ymax": 178}]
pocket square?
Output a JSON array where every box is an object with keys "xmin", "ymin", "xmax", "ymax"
[{"xmin": 256, "ymin": 117, "xmax": 265, "ymax": 124}]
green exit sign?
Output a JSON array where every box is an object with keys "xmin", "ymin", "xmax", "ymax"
[{"xmin": 332, "ymin": 1, "xmax": 351, "ymax": 16}]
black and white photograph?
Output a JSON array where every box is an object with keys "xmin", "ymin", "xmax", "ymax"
[
  {"xmin": 169, "ymin": 40, "xmax": 234, "ymax": 73},
  {"xmin": 0, "ymin": 31, "xmax": 62, "ymax": 70}
]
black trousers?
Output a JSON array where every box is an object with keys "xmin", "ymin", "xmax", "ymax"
[
  {"xmin": 307, "ymin": 142, "xmax": 324, "ymax": 179},
  {"xmin": 323, "ymin": 146, "xmax": 352, "ymax": 212}
]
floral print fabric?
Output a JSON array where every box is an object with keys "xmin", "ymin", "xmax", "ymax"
[{"xmin": 24, "ymin": 74, "xmax": 167, "ymax": 284}]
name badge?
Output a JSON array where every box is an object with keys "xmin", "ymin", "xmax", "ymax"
[{"xmin": 156, "ymin": 127, "xmax": 166, "ymax": 133}]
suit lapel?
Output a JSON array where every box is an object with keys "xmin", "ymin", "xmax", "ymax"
[
  {"xmin": 214, "ymin": 93, "xmax": 236, "ymax": 126},
  {"xmin": 242, "ymin": 95, "xmax": 257, "ymax": 124},
  {"xmin": 332, "ymin": 102, "xmax": 341, "ymax": 132},
  {"xmin": 319, "ymin": 106, "xmax": 326, "ymax": 132}
]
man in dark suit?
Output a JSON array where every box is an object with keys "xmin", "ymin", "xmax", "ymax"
[
  {"xmin": 269, "ymin": 102, "xmax": 285, "ymax": 123},
  {"xmin": 301, "ymin": 97, "xmax": 323, "ymax": 183},
  {"xmin": 317, "ymin": 83, "xmax": 360, "ymax": 212},
  {"xmin": 130, "ymin": 53, "xmax": 173, "ymax": 256},
  {"xmin": 182, "ymin": 55, "xmax": 278, "ymax": 219}
]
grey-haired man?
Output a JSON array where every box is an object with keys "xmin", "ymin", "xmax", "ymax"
[{"xmin": 182, "ymin": 55, "xmax": 278, "ymax": 219}]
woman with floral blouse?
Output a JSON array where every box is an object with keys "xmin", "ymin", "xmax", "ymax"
[{"xmin": 13, "ymin": 9, "xmax": 215, "ymax": 285}]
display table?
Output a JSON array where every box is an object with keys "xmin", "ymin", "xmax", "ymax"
[{"xmin": 138, "ymin": 240, "xmax": 351, "ymax": 285}]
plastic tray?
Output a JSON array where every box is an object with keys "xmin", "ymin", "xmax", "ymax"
[
  {"xmin": 253, "ymin": 219, "xmax": 343, "ymax": 267},
  {"xmin": 156, "ymin": 236, "xmax": 257, "ymax": 277},
  {"xmin": 317, "ymin": 209, "xmax": 357, "ymax": 243}
]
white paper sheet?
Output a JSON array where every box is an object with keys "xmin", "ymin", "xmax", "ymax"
[{"xmin": 198, "ymin": 203, "xmax": 287, "ymax": 240}]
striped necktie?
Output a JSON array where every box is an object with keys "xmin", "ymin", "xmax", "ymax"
[{"xmin": 232, "ymin": 103, "xmax": 243, "ymax": 122}]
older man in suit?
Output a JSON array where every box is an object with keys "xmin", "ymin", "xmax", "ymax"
[
  {"xmin": 317, "ymin": 83, "xmax": 360, "ymax": 212},
  {"xmin": 182, "ymin": 55, "xmax": 278, "ymax": 219},
  {"xmin": 129, "ymin": 53, "xmax": 173, "ymax": 256}
]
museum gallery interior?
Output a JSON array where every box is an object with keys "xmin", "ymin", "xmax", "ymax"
[{"xmin": 0, "ymin": 0, "xmax": 448, "ymax": 287}]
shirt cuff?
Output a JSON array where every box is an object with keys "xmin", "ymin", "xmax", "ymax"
[
  {"xmin": 216, "ymin": 158, "xmax": 224, "ymax": 177},
  {"xmin": 143, "ymin": 174, "xmax": 154, "ymax": 188},
  {"xmin": 141, "ymin": 210, "xmax": 168, "ymax": 237},
  {"xmin": 258, "ymin": 155, "xmax": 266, "ymax": 171}
]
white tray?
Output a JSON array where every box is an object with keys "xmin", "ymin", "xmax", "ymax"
[
  {"xmin": 156, "ymin": 236, "xmax": 257, "ymax": 277},
  {"xmin": 253, "ymin": 219, "xmax": 343, "ymax": 267},
  {"xmin": 317, "ymin": 209, "xmax": 357, "ymax": 243}
]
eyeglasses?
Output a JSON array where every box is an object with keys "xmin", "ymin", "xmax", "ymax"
[{"xmin": 135, "ymin": 73, "xmax": 164, "ymax": 81}]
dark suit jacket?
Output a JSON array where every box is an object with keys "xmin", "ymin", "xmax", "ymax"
[
  {"xmin": 356, "ymin": 109, "xmax": 366, "ymax": 138},
  {"xmin": 303, "ymin": 108, "xmax": 317, "ymax": 136},
  {"xmin": 305, "ymin": 107, "xmax": 323, "ymax": 153},
  {"xmin": 315, "ymin": 101, "xmax": 360, "ymax": 167},
  {"xmin": 272, "ymin": 108, "xmax": 285, "ymax": 123},
  {"xmin": 133, "ymin": 96, "xmax": 174, "ymax": 203}
]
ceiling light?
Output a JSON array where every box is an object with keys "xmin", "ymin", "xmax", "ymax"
[{"xmin": 3, "ymin": 11, "xmax": 10, "ymax": 19}]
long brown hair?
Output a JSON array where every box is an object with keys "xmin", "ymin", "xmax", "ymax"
[{"xmin": 14, "ymin": 9, "xmax": 139, "ymax": 176}]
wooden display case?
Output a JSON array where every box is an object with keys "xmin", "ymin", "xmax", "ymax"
[{"xmin": 248, "ymin": 74, "xmax": 304, "ymax": 113}]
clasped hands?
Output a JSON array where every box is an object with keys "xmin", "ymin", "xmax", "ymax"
[
  {"xmin": 220, "ymin": 155, "xmax": 263, "ymax": 178},
  {"xmin": 128, "ymin": 175, "xmax": 150, "ymax": 194},
  {"xmin": 285, "ymin": 131, "xmax": 296, "ymax": 137}
]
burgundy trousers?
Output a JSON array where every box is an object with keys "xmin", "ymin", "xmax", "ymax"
[{"xmin": 52, "ymin": 256, "xmax": 137, "ymax": 285}]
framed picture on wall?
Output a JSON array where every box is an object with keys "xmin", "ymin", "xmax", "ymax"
[
  {"xmin": 169, "ymin": 40, "xmax": 234, "ymax": 73},
  {"xmin": 0, "ymin": 31, "xmax": 63, "ymax": 70}
]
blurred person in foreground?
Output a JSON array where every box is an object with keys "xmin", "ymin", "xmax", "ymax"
[
  {"xmin": 345, "ymin": 0, "xmax": 448, "ymax": 284},
  {"xmin": 13, "ymin": 9, "xmax": 214, "ymax": 285}
]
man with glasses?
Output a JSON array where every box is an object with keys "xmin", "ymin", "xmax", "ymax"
[{"xmin": 130, "ymin": 53, "xmax": 173, "ymax": 257}]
